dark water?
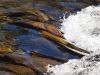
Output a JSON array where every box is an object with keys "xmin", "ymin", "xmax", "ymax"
[{"xmin": 4, "ymin": 24, "xmax": 81, "ymax": 61}]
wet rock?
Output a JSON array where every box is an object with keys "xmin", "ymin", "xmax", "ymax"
[
  {"xmin": 0, "ymin": 13, "xmax": 10, "ymax": 22},
  {"xmin": 26, "ymin": 8, "xmax": 50, "ymax": 22},
  {"xmin": 2, "ymin": 52, "xmax": 61, "ymax": 73},
  {"xmin": 48, "ymin": 2, "xmax": 71, "ymax": 13},
  {"xmin": 6, "ymin": 11, "xmax": 27, "ymax": 17},
  {"xmin": 0, "ymin": 48, "xmax": 12, "ymax": 53},
  {"xmin": 41, "ymin": 31, "xmax": 89, "ymax": 56},
  {"xmin": 11, "ymin": 21, "xmax": 62, "ymax": 37},
  {"xmin": 31, "ymin": 21, "xmax": 62, "ymax": 37},
  {"xmin": 0, "ymin": 31, "xmax": 16, "ymax": 52},
  {"xmin": 0, "ymin": 1, "xmax": 21, "ymax": 9},
  {"xmin": 30, "ymin": 52, "xmax": 62, "ymax": 72},
  {"xmin": 45, "ymin": 24, "xmax": 62, "ymax": 37},
  {"xmin": 77, "ymin": 0, "xmax": 96, "ymax": 3},
  {"xmin": 0, "ymin": 64, "xmax": 36, "ymax": 75},
  {"xmin": 77, "ymin": 0, "xmax": 100, "ymax": 4},
  {"xmin": 41, "ymin": 31, "xmax": 68, "ymax": 45},
  {"xmin": 0, "ymin": 71, "xmax": 16, "ymax": 75}
]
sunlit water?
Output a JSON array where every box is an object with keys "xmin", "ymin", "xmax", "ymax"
[
  {"xmin": 0, "ymin": 1, "xmax": 96, "ymax": 74},
  {"xmin": 47, "ymin": 5, "xmax": 100, "ymax": 75},
  {"xmin": 0, "ymin": 1, "xmax": 85, "ymax": 62},
  {"xmin": 4, "ymin": 24, "xmax": 81, "ymax": 61}
]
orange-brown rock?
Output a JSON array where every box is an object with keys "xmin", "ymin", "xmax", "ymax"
[
  {"xmin": 31, "ymin": 21, "xmax": 62, "ymax": 37},
  {"xmin": 26, "ymin": 8, "xmax": 50, "ymax": 22},
  {"xmin": 3, "ymin": 52, "xmax": 61, "ymax": 73},
  {"xmin": 0, "ymin": 47, "xmax": 12, "ymax": 53},
  {"xmin": 0, "ymin": 64, "xmax": 36, "ymax": 75},
  {"xmin": 41, "ymin": 31, "xmax": 89, "ymax": 56}
]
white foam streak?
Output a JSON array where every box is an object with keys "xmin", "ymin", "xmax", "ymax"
[{"xmin": 61, "ymin": 5, "xmax": 100, "ymax": 53}]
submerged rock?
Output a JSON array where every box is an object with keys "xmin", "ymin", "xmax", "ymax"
[
  {"xmin": 0, "ymin": 64, "xmax": 36, "ymax": 75},
  {"xmin": 0, "ymin": 48, "xmax": 12, "ymax": 53},
  {"xmin": 31, "ymin": 21, "xmax": 62, "ymax": 37},
  {"xmin": 0, "ymin": 71, "xmax": 16, "ymax": 75},
  {"xmin": 41, "ymin": 31, "xmax": 89, "ymax": 56},
  {"xmin": 26, "ymin": 8, "xmax": 51, "ymax": 22},
  {"xmin": 0, "ymin": 52, "xmax": 61, "ymax": 74}
]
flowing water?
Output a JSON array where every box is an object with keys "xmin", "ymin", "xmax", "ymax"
[
  {"xmin": 0, "ymin": 0, "xmax": 98, "ymax": 75},
  {"xmin": 0, "ymin": 0, "xmax": 87, "ymax": 61},
  {"xmin": 47, "ymin": 5, "xmax": 100, "ymax": 75}
]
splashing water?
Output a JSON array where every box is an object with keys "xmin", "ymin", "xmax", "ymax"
[
  {"xmin": 61, "ymin": 5, "xmax": 100, "ymax": 53},
  {"xmin": 47, "ymin": 54, "xmax": 100, "ymax": 75},
  {"xmin": 47, "ymin": 5, "xmax": 100, "ymax": 75}
]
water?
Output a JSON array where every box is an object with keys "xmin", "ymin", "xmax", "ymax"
[
  {"xmin": 47, "ymin": 54, "xmax": 100, "ymax": 75},
  {"xmin": 47, "ymin": 5, "xmax": 100, "ymax": 75},
  {"xmin": 0, "ymin": 1, "xmax": 87, "ymax": 61},
  {"xmin": 2, "ymin": 24, "xmax": 81, "ymax": 61},
  {"xmin": 0, "ymin": 0, "xmax": 96, "ymax": 74},
  {"xmin": 61, "ymin": 5, "xmax": 100, "ymax": 53}
]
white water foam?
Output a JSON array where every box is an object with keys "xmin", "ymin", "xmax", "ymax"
[
  {"xmin": 61, "ymin": 5, "xmax": 100, "ymax": 53},
  {"xmin": 47, "ymin": 54, "xmax": 100, "ymax": 75},
  {"xmin": 47, "ymin": 5, "xmax": 100, "ymax": 75}
]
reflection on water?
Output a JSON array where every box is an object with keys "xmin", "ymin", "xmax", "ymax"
[
  {"xmin": 3, "ymin": 24, "xmax": 81, "ymax": 61},
  {"xmin": 0, "ymin": 0, "xmax": 90, "ymax": 61},
  {"xmin": 0, "ymin": 0, "xmax": 95, "ymax": 74}
]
